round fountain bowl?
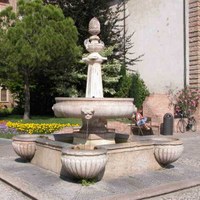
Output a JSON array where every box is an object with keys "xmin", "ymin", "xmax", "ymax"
[
  {"xmin": 52, "ymin": 97, "xmax": 136, "ymax": 118},
  {"xmin": 12, "ymin": 134, "xmax": 40, "ymax": 161},
  {"xmin": 61, "ymin": 146, "xmax": 107, "ymax": 180},
  {"xmin": 152, "ymin": 137, "xmax": 184, "ymax": 166}
]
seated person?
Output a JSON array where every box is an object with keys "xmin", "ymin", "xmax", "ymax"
[{"xmin": 135, "ymin": 109, "xmax": 150, "ymax": 130}]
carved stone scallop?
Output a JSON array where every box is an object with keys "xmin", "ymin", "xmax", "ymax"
[
  {"xmin": 61, "ymin": 146, "xmax": 107, "ymax": 180},
  {"xmin": 12, "ymin": 135, "xmax": 39, "ymax": 161},
  {"xmin": 153, "ymin": 137, "xmax": 184, "ymax": 166}
]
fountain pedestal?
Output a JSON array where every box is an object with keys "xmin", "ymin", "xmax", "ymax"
[
  {"xmin": 73, "ymin": 117, "xmax": 115, "ymax": 145},
  {"xmin": 73, "ymin": 132, "xmax": 115, "ymax": 146}
]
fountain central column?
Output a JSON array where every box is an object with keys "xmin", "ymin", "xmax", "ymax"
[
  {"xmin": 83, "ymin": 17, "xmax": 107, "ymax": 98},
  {"xmin": 73, "ymin": 18, "xmax": 115, "ymax": 145}
]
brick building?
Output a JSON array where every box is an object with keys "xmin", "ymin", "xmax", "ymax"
[
  {"xmin": 0, "ymin": 0, "xmax": 17, "ymax": 108},
  {"xmin": 123, "ymin": 0, "xmax": 200, "ymax": 130},
  {"xmin": 0, "ymin": 0, "xmax": 16, "ymax": 12},
  {"xmin": 1, "ymin": 0, "xmax": 200, "ymax": 125}
]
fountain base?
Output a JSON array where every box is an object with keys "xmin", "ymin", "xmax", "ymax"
[
  {"xmin": 73, "ymin": 132, "xmax": 115, "ymax": 146},
  {"xmin": 26, "ymin": 134, "xmax": 184, "ymax": 180}
]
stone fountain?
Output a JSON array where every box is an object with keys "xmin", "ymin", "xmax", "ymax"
[
  {"xmin": 52, "ymin": 17, "xmax": 136, "ymax": 146},
  {"xmin": 12, "ymin": 18, "xmax": 184, "ymax": 182}
]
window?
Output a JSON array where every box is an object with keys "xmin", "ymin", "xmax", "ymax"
[
  {"xmin": 0, "ymin": 86, "xmax": 8, "ymax": 102},
  {"xmin": 0, "ymin": 0, "xmax": 9, "ymax": 3}
]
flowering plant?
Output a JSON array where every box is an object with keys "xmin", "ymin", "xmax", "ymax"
[
  {"xmin": 0, "ymin": 121, "xmax": 79, "ymax": 135},
  {"xmin": 168, "ymin": 87, "xmax": 200, "ymax": 117}
]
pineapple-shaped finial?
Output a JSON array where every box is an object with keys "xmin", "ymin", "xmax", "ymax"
[{"xmin": 88, "ymin": 17, "xmax": 100, "ymax": 35}]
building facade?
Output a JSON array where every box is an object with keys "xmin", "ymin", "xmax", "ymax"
[
  {"xmin": 126, "ymin": 0, "xmax": 188, "ymax": 93},
  {"xmin": 0, "ymin": 0, "xmax": 16, "ymax": 11},
  {"xmin": 1, "ymin": 0, "xmax": 200, "ymax": 124},
  {"xmin": 0, "ymin": 0, "xmax": 16, "ymax": 108},
  {"xmin": 124, "ymin": 0, "xmax": 200, "ymax": 129}
]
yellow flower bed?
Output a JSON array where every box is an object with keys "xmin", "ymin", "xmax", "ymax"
[{"xmin": 6, "ymin": 121, "xmax": 79, "ymax": 134}]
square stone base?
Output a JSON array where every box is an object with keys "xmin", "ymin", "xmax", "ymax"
[{"xmin": 31, "ymin": 138, "xmax": 161, "ymax": 180}]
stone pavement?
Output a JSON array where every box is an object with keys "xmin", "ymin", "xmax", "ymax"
[
  {"xmin": 0, "ymin": 133, "xmax": 200, "ymax": 200},
  {"xmin": 0, "ymin": 179, "xmax": 30, "ymax": 200}
]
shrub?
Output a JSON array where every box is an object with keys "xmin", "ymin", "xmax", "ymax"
[
  {"xmin": 115, "ymin": 65, "xmax": 132, "ymax": 98},
  {"xmin": 0, "ymin": 106, "xmax": 12, "ymax": 117},
  {"xmin": 168, "ymin": 86, "xmax": 200, "ymax": 117},
  {"xmin": 129, "ymin": 73, "xmax": 150, "ymax": 109}
]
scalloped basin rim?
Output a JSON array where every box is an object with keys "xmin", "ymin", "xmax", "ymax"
[
  {"xmin": 53, "ymin": 97, "xmax": 136, "ymax": 118},
  {"xmin": 136, "ymin": 136, "xmax": 183, "ymax": 145},
  {"xmin": 12, "ymin": 134, "xmax": 41, "ymax": 142},
  {"xmin": 62, "ymin": 146, "xmax": 107, "ymax": 156},
  {"xmin": 55, "ymin": 97, "xmax": 134, "ymax": 102},
  {"xmin": 150, "ymin": 137, "xmax": 183, "ymax": 145}
]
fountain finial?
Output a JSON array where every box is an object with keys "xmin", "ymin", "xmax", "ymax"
[{"xmin": 88, "ymin": 17, "xmax": 100, "ymax": 36}]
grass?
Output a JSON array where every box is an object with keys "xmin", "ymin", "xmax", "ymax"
[
  {"xmin": 0, "ymin": 114, "xmax": 131, "ymax": 124},
  {"xmin": 0, "ymin": 133, "xmax": 16, "ymax": 139},
  {"xmin": 0, "ymin": 115, "xmax": 82, "ymax": 139},
  {"xmin": 0, "ymin": 115, "xmax": 130, "ymax": 139},
  {"xmin": 0, "ymin": 115, "xmax": 82, "ymax": 124},
  {"xmin": 81, "ymin": 179, "xmax": 96, "ymax": 186}
]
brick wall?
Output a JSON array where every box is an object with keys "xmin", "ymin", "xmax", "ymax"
[
  {"xmin": 143, "ymin": 94, "xmax": 174, "ymax": 131},
  {"xmin": 143, "ymin": 94, "xmax": 190, "ymax": 133},
  {"xmin": 189, "ymin": 0, "xmax": 200, "ymax": 87},
  {"xmin": 0, "ymin": 0, "xmax": 17, "ymax": 12},
  {"xmin": 189, "ymin": 0, "xmax": 200, "ymax": 130}
]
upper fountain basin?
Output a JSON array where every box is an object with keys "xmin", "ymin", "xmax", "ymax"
[
  {"xmin": 86, "ymin": 42, "xmax": 104, "ymax": 53},
  {"xmin": 52, "ymin": 97, "xmax": 136, "ymax": 118}
]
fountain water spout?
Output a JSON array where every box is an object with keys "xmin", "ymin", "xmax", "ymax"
[{"xmin": 81, "ymin": 107, "xmax": 94, "ymax": 120}]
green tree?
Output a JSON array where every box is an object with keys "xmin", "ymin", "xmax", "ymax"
[
  {"xmin": 129, "ymin": 73, "xmax": 150, "ymax": 109},
  {"xmin": 46, "ymin": 0, "xmax": 142, "ymax": 97},
  {"xmin": 115, "ymin": 64, "xmax": 132, "ymax": 97},
  {"xmin": 0, "ymin": 0, "xmax": 81, "ymax": 119}
]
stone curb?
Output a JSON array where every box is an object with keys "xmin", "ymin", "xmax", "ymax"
[
  {"xmin": 1, "ymin": 164, "xmax": 200, "ymax": 200},
  {"xmin": 1, "ymin": 133, "xmax": 200, "ymax": 200},
  {"xmin": 103, "ymin": 178, "xmax": 200, "ymax": 200},
  {"xmin": 0, "ymin": 168, "xmax": 59, "ymax": 200}
]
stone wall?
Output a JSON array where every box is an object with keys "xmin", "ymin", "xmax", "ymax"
[{"xmin": 126, "ymin": 0, "xmax": 186, "ymax": 93}]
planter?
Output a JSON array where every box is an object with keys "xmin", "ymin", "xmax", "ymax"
[
  {"xmin": 153, "ymin": 137, "xmax": 184, "ymax": 166},
  {"xmin": 12, "ymin": 134, "xmax": 40, "ymax": 161},
  {"xmin": 115, "ymin": 133, "xmax": 129, "ymax": 143},
  {"xmin": 61, "ymin": 145, "xmax": 107, "ymax": 180},
  {"xmin": 48, "ymin": 133, "xmax": 74, "ymax": 144}
]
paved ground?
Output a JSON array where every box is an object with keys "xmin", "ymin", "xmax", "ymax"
[
  {"xmin": 1, "ymin": 132, "xmax": 200, "ymax": 200},
  {"xmin": 0, "ymin": 180, "xmax": 30, "ymax": 200}
]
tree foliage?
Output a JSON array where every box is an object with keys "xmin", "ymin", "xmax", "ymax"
[
  {"xmin": 46, "ymin": 0, "xmax": 142, "ymax": 97},
  {"xmin": 129, "ymin": 73, "xmax": 150, "ymax": 109},
  {"xmin": 0, "ymin": 0, "xmax": 81, "ymax": 118},
  {"xmin": 115, "ymin": 64, "xmax": 132, "ymax": 97}
]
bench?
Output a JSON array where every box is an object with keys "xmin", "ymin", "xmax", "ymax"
[{"xmin": 128, "ymin": 117, "xmax": 160, "ymax": 135}]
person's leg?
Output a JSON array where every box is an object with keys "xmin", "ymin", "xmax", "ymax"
[
  {"xmin": 137, "ymin": 120, "xmax": 143, "ymax": 126},
  {"xmin": 141, "ymin": 118, "xmax": 150, "ymax": 130}
]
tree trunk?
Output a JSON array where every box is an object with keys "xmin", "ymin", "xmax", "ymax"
[{"xmin": 23, "ymin": 70, "xmax": 30, "ymax": 120}]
